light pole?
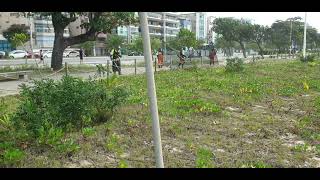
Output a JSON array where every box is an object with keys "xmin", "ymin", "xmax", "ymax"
[
  {"xmin": 139, "ymin": 12, "xmax": 164, "ymax": 168},
  {"xmin": 289, "ymin": 20, "xmax": 293, "ymax": 57},
  {"xmin": 29, "ymin": 15, "xmax": 34, "ymax": 59},
  {"xmin": 303, "ymin": 12, "xmax": 307, "ymax": 59}
]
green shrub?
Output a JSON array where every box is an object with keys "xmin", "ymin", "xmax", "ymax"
[
  {"xmin": 299, "ymin": 54, "xmax": 316, "ymax": 62},
  {"xmin": 225, "ymin": 58, "xmax": 244, "ymax": 72},
  {"xmin": 1, "ymin": 148, "xmax": 25, "ymax": 166},
  {"xmin": 82, "ymin": 127, "xmax": 96, "ymax": 137},
  {"xmin": 195, "ymin": 148, "xmax": 214, "ymax": 168},
  {"xmin": 12, "ymin": 76, "xmax": 128, "ymax": 137}
]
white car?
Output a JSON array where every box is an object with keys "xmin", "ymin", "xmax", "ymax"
[
  {"xmin": 0, "ymin": 51, "xmax": 5, "ymax": 58},
  {"xmin": 64, "ymin": 50, "xmax": 80, "ymax": 58},
  {"xmin": 8, "ymin": 50, "xmax": 28, "ymax": 59},
  {"xmin": 43, "ymin": 51, "xmax": 53, "ymax": 58}
]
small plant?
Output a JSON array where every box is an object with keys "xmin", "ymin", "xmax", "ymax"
[
  {"xmin": 54, "ymin": 139, "xmax": 80, "ymax": 155},
  {"xmin": 105, "ymin": 133, "xmax": 120, "ymax": 153},
  {"xmin": 225, "ymin": 58, "xmax": 244, "ymax": 72},
  {"xmin": 241, "ymin": 161, "xmax": 272, "ymax": 168},
  {"xmin": 302, "ymin": 81, "xmax": 310, "ymax": 91},
  {"xmin": 195, "ymin": 148, "xmax": 214, "ymax": 168},
  {"xmin": 1, "ymin": 148, "xmax": 25, "ymax": 166},
  {"xmin": 118, "ymin": 159, "xmax": 128, "ymax": 168},
  {"xmin": 82, "ymin": 127, "xmax": 96, "ymax": 138},
  {"xmin": 293, "ymin": 144, "xmax": 309, "ymax": 152},
  {"xmin": 37, "ymin": 124, "xmax": 64, "ymax": 147}
]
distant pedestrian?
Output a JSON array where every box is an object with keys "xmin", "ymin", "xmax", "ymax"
[
  {"xmin": 110, "ymin": 47, "xmax": 122, "ymax": 75},
  {"xmin": 39, "ymin": 49, "xmax": 44, "ymax": 64},
  {"xmin": 209, "ymin": 48, "xmax": 217, "ymax": 66},
  {"xmin": 79, "ymin": 48, "xmax": 84, "ymax": 64},
  {"xmin": 178, "ymin": 48, "xmax": 186, "ymax": 69},
  {"xmin": 157, "ymin": 48, "xmax": 164, "ymax": 68}
]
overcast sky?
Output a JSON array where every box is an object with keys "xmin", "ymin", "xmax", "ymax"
[{"xmin": 206, "ymin": 12, "xmax": 320, "ymax": 31}]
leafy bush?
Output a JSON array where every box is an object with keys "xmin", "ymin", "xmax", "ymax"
[
  {"xmin": 1, "ymin": 148, "xmax": 25, "ymax": 167},
  {"xmin": 225, "ymin": 58, "xmax": 244, "ymax": 72},
  {"xmin": 195, "ymin": 148, "xmax": 214, "ymax": 168},
  {"xmin": 299, "ymin": 54, "xmax": 316, "ymax": 62},
  {"xmin": 12, "ymin": 76, "xmax": 128, "ymax": 137}
]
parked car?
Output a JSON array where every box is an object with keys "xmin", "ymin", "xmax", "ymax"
[
  {"xmin": 43, "ymin": 50, "xmax": 53, "ymax": 58},
  {"xmin": 8, "ymin": 50, "xmax": 28, "ymax": 59},
  {"xmin": 64, "ymin": 50, "xmax": 86, "ymax": 58},
  {"xmin": 0, "ymin": 51, "xmax": 5, "ymax": 58}
]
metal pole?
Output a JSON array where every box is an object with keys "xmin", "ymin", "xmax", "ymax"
[
  {"xmin": 134, "ymin": 58, "xmax": 137, "ymax": 75},
  {"xmin": 107, "ymin": 59, "xmax": 110, "ymax": 80},
  {"xmin": 303, "ymin": 12, "xmax": 307, "ymax": 59},
  {"xmin": 163, "ymin": 13, "xmax": 166, "ymax": 65},
  {"xmin": 29, "ymin": 16, "xmax": 34, "ymax": 59},
  {"xmin": 289, "ymin": 20, "xmax": 293, "ymax": 57},
  {"xmin": 65, "ymin": 62, "xmax": 68, "ymax": 76},
  {"xmin": 139, "ymin": 12, "xmax": 164, "ymax": 168}
]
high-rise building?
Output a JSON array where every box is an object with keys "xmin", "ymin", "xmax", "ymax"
[
  {"xmin": 33, "ymin": 15, "xmax": 69, "ymax": 49},
  {"xmin": 0, "ymin": 12, "xmax": 70, "ymax": 50},
  {"xmin": 0, "ymin": 12, "xmax": 30, "ymax": 51},
  {"xmin": 207, "ymin": 16, "xmax": 215, "ymax": 44},
  {"xmin": 180, "ymin": 12, "xmax": 207, "ymax": 41}
]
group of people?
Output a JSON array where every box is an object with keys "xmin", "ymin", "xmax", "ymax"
[
  {"xmin": 108, "ymin": 46, "xmax": 219, "ymax": 75},
  {"xmin": 177, "ymin": 47, "xmax": 218, "ymax": 68}
]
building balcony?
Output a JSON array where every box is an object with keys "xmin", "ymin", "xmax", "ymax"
[
  {"xmin": 165, "ymin": 26, "xmax": 179, "ymax": 30},
  {"xmin": 148, "ymin": 24, "xmax": 162, "ymax": 28},
  {"xmin": 165, "ymin": 18, "xmax": 179, "ymax": 23},
  {"xmin": 148, "ymin": 16, "xmax": 162, "ymax": 21},
  {"xmin": 149, "ymin": 32, "xmax": 162, "ymax": 36}
]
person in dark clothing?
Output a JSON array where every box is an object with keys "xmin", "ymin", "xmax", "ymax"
[
  {"xmin": 79, "ymin": 48, "xmax": 84, "ymax": 64},
  {"xmin": 39, "ymin": 49, "xmax": 44, "ymax": 64},
  {"xmin": 178, "ymin": 48, "xmax": 186, "ymax": 69},
  {"xmin": 110, "ymin": 47, "xmax": 122, "ymax": 75},
  {"xmin": 209, "ymin": 48, "xmax": 216, "ymax": 66}
]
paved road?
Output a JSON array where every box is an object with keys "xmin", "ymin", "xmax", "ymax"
[
  {"xmin": 0, "ymin": 53, "xmax": 237, "ymax": 67},
  {"xmin": 0, "ymin": 56, "xmax": 146, "ymax": 67}
]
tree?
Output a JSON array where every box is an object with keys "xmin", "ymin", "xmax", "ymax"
[
  {"xmin": 131, "ymin": 36, "xmax": 161, "ymax": 54},
  {"xmin": 212, "ymin": 18, "xmax": 252, "ymax": 58},
  {"xmin": 79, "ymin": 41, "xmax": 95, "ymax": 56},
  {"xmin": 214, "ymin": 35, "xmax": 237, "ymax": 57},
  {"xmin": 10, "ymin": 33, "xmax": 29, "ymax": 49},
  {"xmin": 105, "ymin": 34, "xmax": 125, "ymax": 52},
  {"xmin": 3, "ymin": 24, "xmax": 30, "ymax": 48},
  {"xmin": 34, "ymin": 12, "xmax": 137, "ymax": 70},
  {"xmin": 249, "ymin": 24, "xmax": 270, "ymax": 58}
]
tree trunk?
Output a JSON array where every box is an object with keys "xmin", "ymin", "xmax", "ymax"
[
  {"xmin": 256, "ymin": 43, "xmax": 264, "ymax": 59},
  {"xmin": 239, "ymin": 41, "xmax": 246, "ymax": 58},
  {"xmin": 51, "ymin": 27, "xmax": 66, "ymax": 70}
]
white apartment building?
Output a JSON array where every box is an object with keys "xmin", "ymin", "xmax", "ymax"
[
  {"xmin": 180, "ymin": 12, "xmax": 207, "ymax": 41},
  {"xmin": 207, "ymin": 16, "xmax": 215, "ymax": 44}
]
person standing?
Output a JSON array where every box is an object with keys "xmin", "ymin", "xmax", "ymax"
[
  {"xmin": 79, "ymin": 48, "xmax": 84, "ymax": 64},
  {"xmin": 39, "ymin": 49, "xmax": 44, "ymax": 64},
  {"xmin": 110, "ymin": 47, "xmax": 122, "ymax": 75},
  {"xmin": 178, "ymin": 48, "xmax": 186, "ymax": 69},
  {"xmin": 209, "ymin": 48, "xmax": 218, "ymax": 66},
  {"xmin": 157, "ymin": 48, "xmax": 164, "ymax": 68}
]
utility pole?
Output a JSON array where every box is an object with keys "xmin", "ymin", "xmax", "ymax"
[
  {"xmin": 303, "ymin": 12, "xmax": 307, "ymax": 59},
  {"xmin": 29, "ymin": 15, "xmax": 34, "ymax": 59},
  {"xmin": 139, "ymin": 12, "xmax": 164, "ymax": 168},
  {"xmin": 127, "ymin": 24, "xmax": 131, "ymax": 44},
  {"xmin": 289, "ymin": 20, "xmax": 293, "ymax": 57}
]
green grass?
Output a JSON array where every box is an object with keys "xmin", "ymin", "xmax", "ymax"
[{"xmin": 1, "ymin": 59, "xmax": 320, "ymax": 167}]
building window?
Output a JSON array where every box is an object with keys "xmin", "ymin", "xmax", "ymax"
[{"xmin": 6, "ymin": 21, "xmax": 9, "ymax": 23}]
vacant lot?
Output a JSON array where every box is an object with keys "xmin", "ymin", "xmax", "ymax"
[{"xmin": 1, "ymin": 59, "xmax": 319, "ymax": 167}]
